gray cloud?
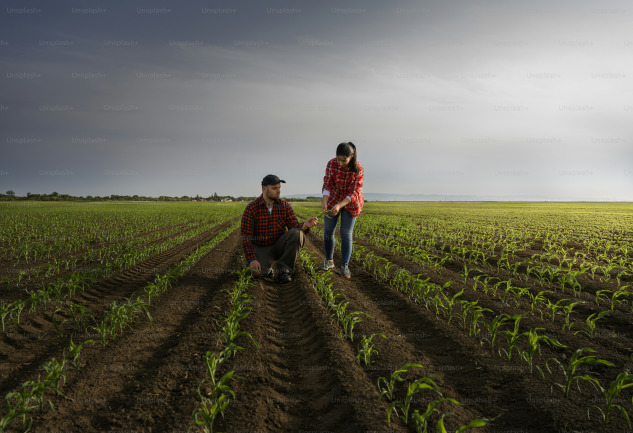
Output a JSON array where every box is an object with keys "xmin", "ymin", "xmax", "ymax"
[{"xmin": 1, "ymin": 0, "xmax": 632, "ymax": 199}]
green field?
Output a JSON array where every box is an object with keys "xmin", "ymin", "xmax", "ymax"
[{"xmin": 1, "ymin": 200, "xmax": 632, "ymax": 432}]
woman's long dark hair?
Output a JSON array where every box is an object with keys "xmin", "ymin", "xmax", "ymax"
[{"xmin": 336, "ymin": 142, "xmax": 359, "ymax": 174}]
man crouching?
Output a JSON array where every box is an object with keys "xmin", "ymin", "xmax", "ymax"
[{"xmin": 241, "ymin": 174, "xmax": 318, "ymax": 283}]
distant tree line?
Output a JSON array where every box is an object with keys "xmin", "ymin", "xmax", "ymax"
[{"xmin": 0, "ymin": 190, "xmax": 322, "ymax": 202}]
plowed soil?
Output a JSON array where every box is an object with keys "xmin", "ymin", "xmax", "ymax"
[{"xmin": 3, "ymin": 225, "xmax": 631, "ymax": 432}]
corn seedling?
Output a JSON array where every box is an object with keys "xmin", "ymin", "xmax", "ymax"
[
  {"xmin": 356, "ymin": 333, "xmax": 385, "ymax": 366},
  {"xmin": 529, "ymin": 290, "xmax": 551, "ymax": 317},
  {"xmin": 610, "ymin": 288, "xmax": 631, "ymax": 311},
  {"xmin": 192, "ymin": 393, "xmax": 231, "ymax": 433},
  {"xmin": 547, "ymin": 348, "xmax": 614, "ymax": 398},
  {"xmin": 377, "ymin": 363, "xmax": 423, "ymax": 401},
  {"xmin": 436, "ymin": 413, "xmax": 494, "ymax": 433},
  {"xmin": 520, "ymin": 328, "xmax": 566, "ymax": 377},
  {"xmin": 561, "ymin": 301, "xmax": 581, "ymax": 331},
  {"xmin": 441, "ymin": 289, "xmax": 464, "ymax": 324},
  {"xmin": 591, "ymin": 371, "xmax": 633, "ymax": 428},
  {"xmin": 341, "ymin": 310, "xmax": 370, "ymax": 342},
  {"xmin": 545, "ymin": 298, "xmax": 570, "ymax": 322},
  {"xmin": 574, "ymin": 310, "xmax": 609, "ymax": 340},
  {"xmin": 595, "ymin": 289, "xmax": 612, "ymax": 306},
  {"xmin": 481, "ymin": 313, "xmax": 511, "ymax": 350},
  {"xmin": 64, "ymin": 338, "xmax": 94, "ymax": 369},
  {"xmin": 388, "ymin": 377, "xmax": 442, "ymax": 425},
  {"xmin": 411, "ymin": 395, "xmax": 459, "ymax": 433},
  {"xmin": 500, "ymin": 315, "xmax": 526, "ymax": 360}
]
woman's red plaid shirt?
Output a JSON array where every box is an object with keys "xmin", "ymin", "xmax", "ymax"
[{"xmin": 322, "ymin": 158, "xmax": 364, "ymax": 217}]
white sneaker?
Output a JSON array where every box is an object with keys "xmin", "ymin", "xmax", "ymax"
[
  {"xmin": 321, "ymin": 260, "xmax": 335, "ymax": 271},
  {"xmin": 341, "ymin": 265, "xmax": 351, "ymax": 279}
]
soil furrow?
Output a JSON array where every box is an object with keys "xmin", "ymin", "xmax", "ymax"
[
  {"xmin": 29, "ymin": 228, "xmax": 243, "ymax": 432},
  {"xmin": 223, "ymin": 256, "xmax": 404, "ymax": 432},
  {"xmin": 0, "ymin": 218, "xmax": 237, "ymax": 398}
]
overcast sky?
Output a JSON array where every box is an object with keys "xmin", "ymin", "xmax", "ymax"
[{"xmin": 1, "ymin": 0, "xmax": 632, "ymax": 200}]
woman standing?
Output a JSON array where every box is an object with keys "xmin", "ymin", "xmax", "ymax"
[{"xmin": 321, "ymin": 142, "xmax": 364, "ymax": 278}]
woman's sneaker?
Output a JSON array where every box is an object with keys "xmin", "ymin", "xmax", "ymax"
[
  {"xmin": 321, "ymin": 260, "xmax": 335, "ymax": 271},
  {"xmin": 341, "ymin": 265, "xmax": 351, "ymax": 279}
]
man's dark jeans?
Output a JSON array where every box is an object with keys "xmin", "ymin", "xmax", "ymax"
[{"xmin": 254, "ymin": 228, "xmax": 305, "ymax": 276}]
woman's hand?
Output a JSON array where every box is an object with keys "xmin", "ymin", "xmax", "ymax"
[{"xmin": 329, "ymin": 204, "xmax": 341, "ymax": 216}]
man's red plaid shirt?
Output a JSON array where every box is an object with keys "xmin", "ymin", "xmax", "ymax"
[
  {"xmin": 322, "ymin": 158, "xmax": 364, "ymax": 217},
  {"xmin": 241, "ymin": 195, "xmax": 309, "ymax": 263}
]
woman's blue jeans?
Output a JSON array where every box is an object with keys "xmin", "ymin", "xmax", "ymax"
[{"xmin": 323, "ymin": 208, "xmax": 357, "ymax": 267}]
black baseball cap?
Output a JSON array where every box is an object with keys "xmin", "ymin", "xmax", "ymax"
[{"xmin": 261, "ymin": 174, "xmax": 286, "ymax": 186}]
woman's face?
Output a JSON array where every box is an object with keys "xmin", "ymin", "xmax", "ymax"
[{"xmin": 337, "ymin": 155, "xmax": 352, "ymax": 168}]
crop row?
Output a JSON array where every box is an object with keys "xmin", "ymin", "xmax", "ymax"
[
  {"xmin": 1, "ymin": 218, "xmax": 238, "ymax": 333},
  {"xmin": 297, "ymin": 227, "xmax": 496, "ymax": 432},
  {"xmin": 3, "ymin": 219, "xmax": 200, "ymax": 287},
  {"xmin": 0, "ymin": 203, "xmax": 237, "ymax": 265},
  {"xmin": 300, "ymin": 250, "xmax": 381, "ymax": 365},
  {"xmin": 353, "ymin": 218, "xmax": 633, "ymax": 331},
  {"xmin": 346, "ymin": 240, "xmax": 633, "ymax": 429},
  {"xmin": 355, "ymin": 210, "xmax": 633, "ymax": 277},
  {"xmin": 377, "ymin": 363, "xmax": 492, "ymax": 432},
  {"xmin": 0, "ymin": 220, "xmax": 240, "ymax": 432},
  {"xmin": 192, "ymin": 269, "xmax": 257, "ymax": 432}
]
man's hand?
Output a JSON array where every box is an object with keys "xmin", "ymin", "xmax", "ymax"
[
  {"xmin": 249, "ymin": 260, "xmax": 261, "ymax": 275},
  {"xmin": 302, "ymin": 217, "xmax": 318, "ymax": 230}
]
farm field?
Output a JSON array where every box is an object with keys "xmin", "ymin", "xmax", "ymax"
[{"xmin": 1, "ymin": 201, "xmax": 633, "ymax": 432}]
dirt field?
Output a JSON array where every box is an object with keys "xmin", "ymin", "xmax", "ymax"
[{"xmin": 2, "ymin": 214, "xmax": 632, "ymax": 432}]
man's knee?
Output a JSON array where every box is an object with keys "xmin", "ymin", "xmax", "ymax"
[{"xmin": 288, "ymin": 228, "xmax": 305, "ymax": 246}]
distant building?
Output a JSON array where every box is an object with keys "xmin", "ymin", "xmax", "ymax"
[{"xmin": 221, "ymin": 198, "xmax": 232, "ymax": 202}]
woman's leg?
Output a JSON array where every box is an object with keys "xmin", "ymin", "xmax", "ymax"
[
  {"xmin": 323, "ymin": 211, "xmax": 339, "ymax": 262},
  {"xmin": 339, "ymin": 208, "xmax": 357, "ymax": 267}
]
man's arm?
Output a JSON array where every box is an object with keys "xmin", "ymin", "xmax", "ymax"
[{"xmin": 284, "ymin": 202, "xmax": 315, "ymax": 234}]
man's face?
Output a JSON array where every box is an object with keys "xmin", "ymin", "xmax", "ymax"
[{"xmin": 262, "ymin": 184, "xmax": 281, "ymax": 200}]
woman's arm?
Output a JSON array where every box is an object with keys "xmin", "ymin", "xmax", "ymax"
[{"xmin": 345, "ymin": 163, "xmax": 364, "ymax": 205}]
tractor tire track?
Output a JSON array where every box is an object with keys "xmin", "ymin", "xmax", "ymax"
[{"xmin": 223, "ymin": 261, "xmax": 403, "ymax": 432}]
